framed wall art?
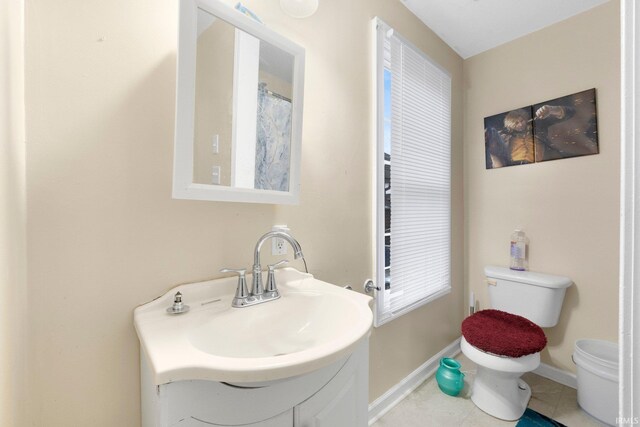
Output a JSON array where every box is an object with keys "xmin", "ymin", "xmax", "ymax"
[{"xmin": 484, "ymin": 88, "xmax": 598, "ymax": 169}]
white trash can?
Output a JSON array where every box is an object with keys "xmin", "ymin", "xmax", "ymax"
[{"xmin": 573, "ymin": 339, "xmax": 618, "ymax": 426}]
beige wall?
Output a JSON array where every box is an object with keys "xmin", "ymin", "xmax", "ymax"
[
  {"xmin": 25, "ymin": 0, "xmax": 463, "ymax": 425},
  {"xmin": 1, "ymin": 1, "xmax": 27, "ymax": 426},
  {"xmin": 463, "ymin": 1, "xmax": 619, "ymax": 373}
]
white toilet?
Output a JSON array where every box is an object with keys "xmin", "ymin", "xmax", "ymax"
[{"xmin": 461, "ymin": 265, "xmax": 572, "ymax": 421}]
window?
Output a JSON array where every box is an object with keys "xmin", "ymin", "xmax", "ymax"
[{"xmin": 372, "ymin": 18, "xmax": 452, "ymax": 326}]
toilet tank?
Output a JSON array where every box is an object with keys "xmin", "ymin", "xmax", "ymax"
[{"xmin": 485, "ymin": 266, "xmax": 572, "ymax": 327}]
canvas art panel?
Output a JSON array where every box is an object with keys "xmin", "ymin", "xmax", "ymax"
[
  {"xmin": 532, "ymin": 88, "xmax": 599, "ymax": 162},
  {"xmin": 484, "ymin": 107, "xmax": 535, "ymax": 169},
  {"xmin": 484, "ymin": 88, "xmax": 599, "ymax": 169}
]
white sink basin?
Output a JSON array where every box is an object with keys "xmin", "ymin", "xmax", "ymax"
[{"xmin": 134, "ymin": 268, "xmax": 373, "ymax": 384}]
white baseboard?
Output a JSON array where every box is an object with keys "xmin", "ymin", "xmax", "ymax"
[
  {"xmin": 533, "ymin": 362, "xmax": 577, "ymax": 389},
  {"xmin": 368, "ymin": 338, "xmax": 461, "ymax": 425}
]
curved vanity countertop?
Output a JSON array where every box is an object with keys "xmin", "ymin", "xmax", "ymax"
[{"xmin": 134, "ymin": 268, "xmax": 373, "ymax": 385}]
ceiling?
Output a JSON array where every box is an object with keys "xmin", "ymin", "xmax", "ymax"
[{"xmin": 400, "ymin": 0, "xmax": 611, "ymax": 59}]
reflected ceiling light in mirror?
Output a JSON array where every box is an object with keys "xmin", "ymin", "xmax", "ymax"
[{"xmin": 279, "ymin": 0, "xmax": 318, "ymax": 18}]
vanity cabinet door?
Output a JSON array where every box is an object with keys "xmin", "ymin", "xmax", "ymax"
[
  {"xmin": 183, "ymin": 409, "xmax": 293, "ymax": 426},
  {"xmin": 255, "ymin": 410, "xmax": 293, "ymax": 427},
  {"xmin": 294, "ymin": 375, "xmax": 360, "ymax": 427},
  {"xmin": 293, "ymin": 341, "xmax": 368, "ymax": 427}
]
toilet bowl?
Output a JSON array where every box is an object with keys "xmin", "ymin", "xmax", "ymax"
[
  {"xmin": 461, "ymin": 337, "xmax": 539, "ymax": 420},
  {"xmin": 461, "ymin": 310, "xmax": 545, "ymax": 420},
  {"xmin": 461, "ymin": 266, "xmax": 572, "ymax": 421}
]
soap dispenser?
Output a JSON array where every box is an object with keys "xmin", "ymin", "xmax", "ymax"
[{"xmin": 510, "ymin": 229, "xmax": 528, "ymax": 271}]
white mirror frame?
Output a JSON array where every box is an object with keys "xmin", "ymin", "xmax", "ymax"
[{"xmin": 173, "ymin": 0, "xmax": 305, "ymax": 204}]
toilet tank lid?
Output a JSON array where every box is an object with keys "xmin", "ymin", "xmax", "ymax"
[{"xmin": 484, "ymin": 266, "xmax": 573, "ymax": 289}]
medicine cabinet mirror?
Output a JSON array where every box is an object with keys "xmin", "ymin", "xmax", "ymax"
[{"xmin": 173, "ymin": 0, "xmax": 305, "ymax": 204}]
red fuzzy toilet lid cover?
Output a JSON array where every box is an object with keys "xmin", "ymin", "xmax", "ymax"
[{"xmin": 461, "ymin": 309, "xmax": 547, "ymax": 357}]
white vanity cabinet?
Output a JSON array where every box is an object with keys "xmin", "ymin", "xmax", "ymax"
[
  {"xmin": 135, "ymin": 268, "xmax": 373, "ymax": 426},
  {"xmin": 141, "ymin": 339, "xmax": 369, "ymax": 427},
  {"xmin": 293, "ymin": 351, "xmax": 366, "ymax": 427}
]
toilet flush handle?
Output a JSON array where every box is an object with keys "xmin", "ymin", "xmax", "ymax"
[{"xmin": 485, "ymin": 279, "xmax": 497, "ymax": 286}]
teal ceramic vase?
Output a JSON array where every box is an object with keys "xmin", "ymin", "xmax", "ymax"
[{"xmin": 435, "ymin": 358, "xmax": 465, "ymax": 396}]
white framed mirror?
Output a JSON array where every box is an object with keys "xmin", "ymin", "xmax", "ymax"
[{"xmin": 174, "ymin": 0, "xmax": 305, "ymax": 204}]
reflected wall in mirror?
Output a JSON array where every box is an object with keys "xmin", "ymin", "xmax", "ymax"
[{"xmin": 174, "ymin": 0, "xmax": 305, "ymax": 204}]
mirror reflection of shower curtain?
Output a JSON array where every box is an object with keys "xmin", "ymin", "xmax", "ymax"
[{"xmin": 255, "ymin": 83, "xmax": 292, "ymax": 191}]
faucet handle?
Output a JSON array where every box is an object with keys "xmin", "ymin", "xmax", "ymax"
[
  {"xmin": 265, "ymin": 260, "xmax": 288, "ymax": 294},
  {"xmin": 220, "ymin": 268, "xmax": 250, "ymax": 305},
  {"xmin": 221, "ymin": 267, "xmax": 246, "ymax": 274},
  {"xmin": 267, "ymin": 259, "xmax": 289, "ymax": 272}
]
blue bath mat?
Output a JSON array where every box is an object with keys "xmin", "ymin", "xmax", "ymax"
[{"xmin": 516, "ymin": 408, "xmax": 567, "ymax": 427}]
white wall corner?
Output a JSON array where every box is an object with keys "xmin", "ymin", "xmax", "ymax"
[
  {"xmin": 1, "ymin": 0, "xmax": 27, "ymax": 425},
  {"xmin": 231, "ymin": 29, "xmax": 260, "ymax": 188},
  {"xmin": 621, "ymin": 0, "xmax": 640, "ymax": 421}
]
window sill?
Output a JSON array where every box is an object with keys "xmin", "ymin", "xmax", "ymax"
[{"xmin": 373, "ymin": 286, "xmax": 452, "ymax": 328}]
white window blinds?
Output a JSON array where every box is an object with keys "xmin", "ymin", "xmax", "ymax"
[{"xmin": 373, "ymin": 19, "xmax": 452, "ymax": 325}]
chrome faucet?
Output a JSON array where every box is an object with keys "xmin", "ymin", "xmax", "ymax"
[
  {"xmin": 221, "ymin": 230, "xmax": 304, "ymax": 308},
  {"xmin": 252, "ymin": 230, "xmax": 304, "ymax": 298}
]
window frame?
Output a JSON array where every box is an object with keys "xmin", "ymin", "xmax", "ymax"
[{"xmin": 371, "ymin": 17, "xmax": 452, "ymax": 327}]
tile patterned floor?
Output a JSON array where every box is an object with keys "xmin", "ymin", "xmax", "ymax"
[{"xmin": 372, "ymin": 353, "xmax": 608, "ymax": 427}]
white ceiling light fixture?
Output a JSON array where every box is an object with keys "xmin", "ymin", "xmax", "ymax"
[{"xmin": 280, "ymin": 0, "xmax": 318, "ymax": 18}]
